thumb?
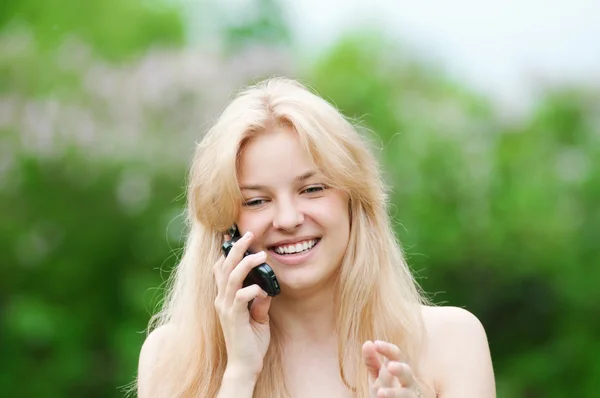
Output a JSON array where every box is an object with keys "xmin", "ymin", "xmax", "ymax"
[
  {"xmin": 362, "ymin": 341, "xmax": 382, "ymax": 381},
  {"xmin": 249, "ymin": 295, "xmax": 272, "ymax": 324}
]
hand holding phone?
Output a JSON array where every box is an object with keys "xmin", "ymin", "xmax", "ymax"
[
  {"xmin": 222, "ymin": 228, "xmax": 281, "ymax": 297},
  {"xmin": 221, "ymin": 227, "xmax": 281, "ymax": 297},
  {"xmin": 212, "ymin": 229, "xmax": 274, "ymax": 379}
]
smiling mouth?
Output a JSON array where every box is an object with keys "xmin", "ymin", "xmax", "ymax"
[{"xmin": 269, "ymin": 238, "xmax": 321, "ymax": 255}]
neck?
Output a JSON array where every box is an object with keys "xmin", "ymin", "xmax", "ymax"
[{"xmin": 269, "ymin": 283, "xmax": 337, "ymax": 346}]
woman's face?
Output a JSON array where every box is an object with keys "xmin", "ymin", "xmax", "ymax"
[{"xmin": 236, "ymin": 128, "xmax": 350, "ymax": 294}]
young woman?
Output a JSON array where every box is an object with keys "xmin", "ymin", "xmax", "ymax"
[{"xmin": 137, "ymin": 78, "xmax": 496, "ymax": 397}]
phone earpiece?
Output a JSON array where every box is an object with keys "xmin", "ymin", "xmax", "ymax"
[{"xmin": 228, "ymin": 225, "xmax": 238, "ymax": 238}]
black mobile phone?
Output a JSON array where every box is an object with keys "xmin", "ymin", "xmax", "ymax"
[{"xmin": 221, "ymin": 227, "xmax": 281, "ymax": 297}]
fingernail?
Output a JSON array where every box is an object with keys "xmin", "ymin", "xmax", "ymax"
[
  {"xmin": 375, "ymin": 340, "xmax": 384, "ymax": 348},
  {"xmin": 378, "ymin": 388, "xmax": 390, "ymax": 397},
  {"xmin": 261, "ymin": 290, "xmax": 268, "ymax": 297},
  {"xmin": 244, "ymin": 231, "xmax": 252, "ymax": 239},
  {"xmin": 256, "ymin": 250, "xmax": 266, "ymax": 258}
]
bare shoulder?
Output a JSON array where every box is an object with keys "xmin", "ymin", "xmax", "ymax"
[
  {"xmin": 421, "ymin": 305, "xmax": 488, "ymax": 340},
  {"xmin": 420, "ymin": 306, "xmax": 496, "ymax": 398},
  {"xmin": 139, "ymin": 323, "xmax": 176, "ymax": 361},
  {"xmin": 137, "ymin": 324, "xmax": 177, "ymax": 396}
]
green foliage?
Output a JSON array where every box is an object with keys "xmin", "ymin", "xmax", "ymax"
[
  {"xmin": 220, "ymin": 0, "xmax": 292, "ymax": 54},
  {"xmin": 308, "ymin": 36, "xmax": 600, "ymax": 397},
  {"xmin": 1, "ymin": 153, "xmax": 186, "ymax": 397},
  {"xmin": 0, "ymin": 0, "xmax": 184, "ymax": 61},
  {"xmin": 1, "ymin": 4, "xmax": 598, "ymax": 397}
]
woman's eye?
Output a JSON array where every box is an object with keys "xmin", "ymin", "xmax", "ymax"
[
  {"xmin": 302, "ymin": 185, "xmax": 326, "ymax": 194},
  {"xmin": 243, "ymin": 199, "xmax": 267, "ymax": 207}
]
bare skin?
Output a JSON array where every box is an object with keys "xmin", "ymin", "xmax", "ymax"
[
  {"xmin": 278, "ymin": 304, "xmax": 496, "ymax": 398},
  {"xmin": 138, "ymin": 129, "xmax": 496, "ymax": 397},
  {"xmin": 138, "ymin": 301, "xmax": 495, "ymax": 398}
]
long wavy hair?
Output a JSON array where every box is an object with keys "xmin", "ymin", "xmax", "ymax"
[{"xmin": 139, "ymin": 77, "xmax": 428, "ymax": 397}]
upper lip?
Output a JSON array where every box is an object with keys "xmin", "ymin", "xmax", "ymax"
[{"xmin": 268, "ymin": 236, "xmax": 321, "ymax": 248}]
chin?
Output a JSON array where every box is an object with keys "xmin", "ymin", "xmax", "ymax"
[{"xmin": 277, "ymin": 267, "xmax": 337, "ymax": 295}]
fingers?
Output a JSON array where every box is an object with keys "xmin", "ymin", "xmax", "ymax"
[
  {"xmin": 377, "ymin": 360, "xmax": 395, "ymax": 387},
  {"xmin": 387, "ymin": 361, "xmax": 415, "ymax": 388},
  {"xmin": 249, "ymin": 293, "xmax": 272, "ymax": 324},
  {"xmin": 212, "ymin": 256, "xmax": 226, "ymax": 288},
  {"xmin": 214, "ymin": 231, "xmax": 248, "ymax": 295},
  {"xmin": 374, "ymin": 340, "xmax": 403, "ymax": 362},
  {"xmin": 232, "ymin": 284, "xmax": 268, "ymax": 316},
  {"xmin": 374, "ymin": 341, "xmax": 414, "ymax": 387},
  {"xmin": 374, "ymin": 362, "xmax": 417, "ymax": 398},
  {"xmin": 365, "ymin": 340, "xmax": 419, "ymax": 397},
  {"xmin": 222, "ymin": 231, "xmax": 254, "ymax": 276},
  {"xmin": 214, "ymin": 230, "xmax": 269, "ymax": 315},
  {"xmin": 362, "ymin": 341, "xmax": 382, "ymax": 381},
  {"xmin": 225, "ymin": 250, "xmax": 267, "ymax": 305},
  {"xmin": 376, "ymin": 387, "xmax": 412, "ymax": 398},
  {"xmin": 214, "ymin": 230, "xmax": 263, "ymax": 300}
]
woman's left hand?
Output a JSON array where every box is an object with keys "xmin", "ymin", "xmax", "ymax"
[{"xmin": 362, "ymin": 340, "xmax": 420, "ymax": 398}]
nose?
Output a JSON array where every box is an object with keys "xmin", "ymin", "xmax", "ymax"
[{"xmin": 272, "ymin": 197, "xmax": 303, "ymax": 231}]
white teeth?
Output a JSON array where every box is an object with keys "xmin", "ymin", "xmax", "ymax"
[{"xmin": 273, "ymin": 239, "xmax": 317, "ymax": 255}]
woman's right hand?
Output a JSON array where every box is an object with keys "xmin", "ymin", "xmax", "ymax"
[{"xmin": 213, "ymin": 231, "xmax": 273, "ymax": 379}]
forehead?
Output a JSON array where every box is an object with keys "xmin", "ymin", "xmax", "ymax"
[{"xmin": 238, "ymin": 129, "xmax": 317, "ymax": 184}]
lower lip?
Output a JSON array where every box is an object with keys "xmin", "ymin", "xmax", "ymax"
[{"xmin": 268, "ymin": 239, "xmax": 320, "ymax": 265}]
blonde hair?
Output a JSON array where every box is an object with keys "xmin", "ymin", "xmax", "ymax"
[{"xmin": 140, "ymin": 77, "xmax": 428, "ymax": 397}]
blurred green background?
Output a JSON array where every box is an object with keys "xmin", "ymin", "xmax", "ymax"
[{"xmin": 1, "ymin": 0, "xmax": 599, "ymax": 397}]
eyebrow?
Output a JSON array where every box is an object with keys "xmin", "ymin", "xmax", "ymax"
[{"xmin": 240, "ymin": 170, "xmax": 317, "ymax": 191}]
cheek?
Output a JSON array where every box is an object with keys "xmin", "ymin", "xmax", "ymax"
[
  {"xmin": 317, "ymin": 195, "xmax": 350, "ymax": 230},
  {"xmin": 236, "ymin": 210, "xmax": 268, "ymax": 235}
]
